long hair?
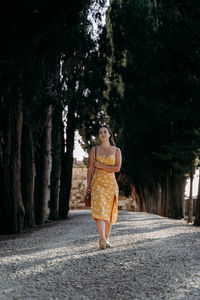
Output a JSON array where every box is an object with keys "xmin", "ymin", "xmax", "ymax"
[{"xmin": 99, "ymin": 125, "xmax": 116, "ymax": 146}]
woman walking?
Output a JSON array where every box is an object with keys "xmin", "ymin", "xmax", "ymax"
[{"xmin": 87, "ymin": 125, "xmax": 122, "ymax": 249}]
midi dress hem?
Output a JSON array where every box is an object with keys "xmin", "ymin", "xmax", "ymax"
[{"xmin": 92, "ymin": 194, "xmax": 118, "ymax": 224}]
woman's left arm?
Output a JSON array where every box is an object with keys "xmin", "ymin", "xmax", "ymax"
[{"xmin": 95, "ymin": 148, "xmax": 122, "ymax": 173}]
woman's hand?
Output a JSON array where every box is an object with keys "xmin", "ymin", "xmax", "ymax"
[{"xmin": 94, "ymin": 161, "xmax": 104, "ymax": 169}]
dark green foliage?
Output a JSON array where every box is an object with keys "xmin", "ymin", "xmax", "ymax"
[
  {"xmin": 77, "ymin": 27, "xmax": 110, "ymax": 150},
  {"xmin": 0, "ymin": 0, "xmax": 108, "ymax": 233},
  {"xmin": 105, "ymin": 0, "xmax": 200, "ymax": 217}
]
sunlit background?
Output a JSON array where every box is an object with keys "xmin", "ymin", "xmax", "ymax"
[
  {"xmin": 73, "ymin": 131, "xmax": 88, "ymax": 161},
  {"xmin": 73, "ymin": 131, "xmax": 199, "ymax": 198},
  {"xmin": 185, "ymin": 169, "xmax": 199, "ymax": 197}
]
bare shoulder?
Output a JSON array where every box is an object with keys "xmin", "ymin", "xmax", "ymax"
[
  {"xmin": 114, "ymin": 147, "xmax": 122, "ymax": 159},
  {"xmin": 89, "ymin": 147, "xmax": 96, "ymax": 156},
  {"xmin": 115, "ymin": 147, "xmax": 121, "ymax": 154}
]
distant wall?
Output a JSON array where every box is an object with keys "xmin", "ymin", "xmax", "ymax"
[{"xmin": 69, "ymin": 159, "xmax": 88, "ymax": 209}]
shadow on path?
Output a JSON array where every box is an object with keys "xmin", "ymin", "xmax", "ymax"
[{"xmin": 0, "ymin": 210, "xmax": 200, "ymax": 300}]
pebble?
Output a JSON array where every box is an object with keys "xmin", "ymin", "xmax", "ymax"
[{"xmin": 0, "ymin": 210, "xmax": 200, "ymax": 299}]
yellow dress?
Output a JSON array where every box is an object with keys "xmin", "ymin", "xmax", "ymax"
[{"xmin": 91, "ymin": 154, "xmax": 119, "ymax": 224}]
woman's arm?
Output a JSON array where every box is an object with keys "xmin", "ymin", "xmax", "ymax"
[
  {"xmin": 86, "ymin": 147, "xmax": 95, "ymax": 191},
  {"xmin": 95, "ymin": 148, "xmax": 122, "ymax": 173}
]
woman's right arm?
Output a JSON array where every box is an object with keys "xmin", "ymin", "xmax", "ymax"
[{"xmin": 86, "ymin": 147, "xmax": 95, "ymax": 192}]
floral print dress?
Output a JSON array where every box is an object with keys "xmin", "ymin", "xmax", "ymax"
[{"xmin": 91, "ymin": 154, "xmax": 119, "ymax": 224}]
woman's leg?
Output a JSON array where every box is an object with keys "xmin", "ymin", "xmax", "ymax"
[
  {"xmin": 105, "ymin": 220, "xmax": 112, "ymax": 241},
  {"xmin": 95, "ymin": 219, "xmax": 105, "ymax": 238}
]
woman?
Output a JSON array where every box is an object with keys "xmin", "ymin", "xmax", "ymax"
[{"xmin": 87, "ymin": 125, "xmax": 122, "ymax": 249}]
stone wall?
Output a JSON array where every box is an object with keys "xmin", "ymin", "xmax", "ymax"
[
  {"xmin": 118, "ymin": 195, "xmax": 138, "ymax": 212},
  {"xmin": 69, "ymin": 159, "xmax": 137, "ymax": 211},
  {"xmin": 69, "ymin": 159, "xmax": 88, "ymax": 209}
]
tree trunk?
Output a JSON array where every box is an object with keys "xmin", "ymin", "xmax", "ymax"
[
  {"xmin": 146, "ymin": 184, "xmax": 162, "ymax": 215},
  {"xmin": 143, "ymin": 187, "xmax": 149, "ymax": 211},
  {"xmin": 171, "ymin": 175, "xmax": 186, "ymax": 219},
  {"xmin": 49, "ymin": 103, "xmax": 63, "ymax": 220},
  {"xmin": 194, "ymin": 168, "xmax": 200, "ymax": 226},
  {"xmin": 194, "ymin": 195, "xmax": 200, "ymax": 226},
  {"xmin": 154, "ymin": 183, "xmax": 162, "ymax": 215},
  {"xmin": 161, "ymin": 172, "xmax": 171, "ymax": 217},
  {"xmin": 130, "ymin": 183, "xmax": 141, "ymax": 211},
  {"xmin": 59, "ymin": 102, "xmax": 76, "ymax": 219},
  {"xmin": 138, "ymin": 186, "xmax": 146, "ymax": 212},
  {"xmin": 142, "ymin": 184, "xmax": 160, "ymax": 215},
  {"xmin": 0, "ymin": 100, "xmax": 25, "ymax": 234},
  {"xmin": 11, "ymin": 100, "xmax": 25, "ymax": 233},
  {"xmin": 0, "ymin": 98, "xmax": 11, "ymax": 234},
  {"xmin": 21, "ymin": 123, "xmax": 35, "ymax": 229},
  {"xmin": 161, "ymin": 179, "xmax": 167, "ymax": 217},
  {"xmin": 188, "ymin": 171, "xmax": 193, "ymax": 223},
  {"xmin": 34, "ymin": 106, "xmax": 51, "ymax": 225}
]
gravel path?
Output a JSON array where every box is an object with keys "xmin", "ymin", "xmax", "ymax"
[{"xmin": 0, "ymin": 210, "xmax": 200, "ymax": 300}]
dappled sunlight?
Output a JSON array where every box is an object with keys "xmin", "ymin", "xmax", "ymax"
[
  {"xmin": 114, "ymin": 216, "xmax": 200, "ymax": 242},
  {"xmin": 0, "ymin": 243, "xmax": 101, "ymax": 280},
  {"xmin": 2, "ymin": 230, "xmax": 199, "ymax": 282},
  {"xmin": 1, "ymin": 211, "xmax": 200, "ymax": 299}
]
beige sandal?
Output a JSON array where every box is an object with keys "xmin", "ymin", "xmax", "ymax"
[
  {"xmin": 99, "ymin": 238, "xmax": 107, "ymax": 249},
  {"xmin": 106, "ymin": 240, "xmax": 112, "ymax": 248}
]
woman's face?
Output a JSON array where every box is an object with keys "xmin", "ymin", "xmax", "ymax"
[{"xmin": 99, "ymin": 127, "xmax": 110, "ymax": 143}]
